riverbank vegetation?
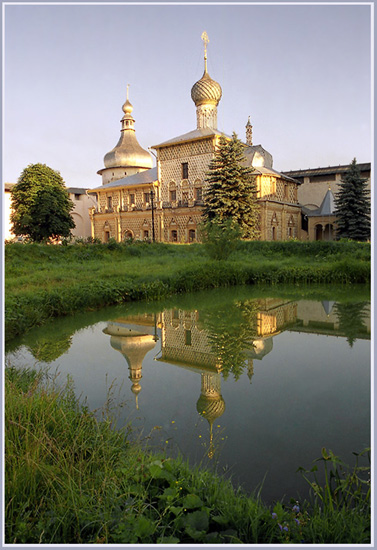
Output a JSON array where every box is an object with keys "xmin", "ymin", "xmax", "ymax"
[
  {"xmin": 5, "ymin": 239, "xmax": 370, "ymax": 341},
  {"xmin": 5, "ymin": 366, "xmax": 370, "ymax": 544}
]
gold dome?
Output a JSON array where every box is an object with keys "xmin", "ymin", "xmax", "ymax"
[
  {"xmin": 191, "ymin": 70, "xmax": 222, "ymax": 107},
  {"xmin": 103, "ymin": 91, "xmax": 153, "ymax": 171}
]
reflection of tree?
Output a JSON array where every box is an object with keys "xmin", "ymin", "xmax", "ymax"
[
  {"xmin": 333, "ymin": 302, "xmax": 369, "ymax": 347},
  {"xmin": 201, "ymin": 300, "xmax": 259, "ymax": 380},
  {"xmin": 28, "ymin": 335, "xmax": 72, "ymax": 362}
]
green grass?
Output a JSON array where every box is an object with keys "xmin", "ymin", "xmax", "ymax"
[
  {"xmin": 4, "ymin": 240, "xmax": 370, "ymax": 342},
  {"xmin": 5, "ymin": 366, "xmax": 371, "ymax": 544}
]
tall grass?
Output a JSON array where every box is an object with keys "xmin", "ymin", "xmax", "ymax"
[
  {"xmin": 5, "ymin": 240, "xmax": 370, "ymax": 341},
  {"xmin": 5, "ymin": 366, "xmax": 371, "ymax": 544}
]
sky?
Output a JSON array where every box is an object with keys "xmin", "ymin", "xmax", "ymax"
[{"xmin": 2, "ymin": 1, "xmax": 373, "ymax": 190}]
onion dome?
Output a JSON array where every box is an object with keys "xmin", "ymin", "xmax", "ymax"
[
  {"xmin": 191, "ymin": 70, "xmax": 222, "ymax": 107},
  {"xmin": 103, "ymin": 88, "xmax": 153, "ymax": 171},
  {"xmin": 196, "ymin": 393, "xmax": 225, "ymax": 423},
  {"xmin": 191, "ymin": 32, "xmax": 222, "ymax": 130}
]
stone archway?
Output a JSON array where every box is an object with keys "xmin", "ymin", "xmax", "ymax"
[
  {"xmin": 315, "ymin": 224, "xmax": 323, "ymax": 241},
  {"xmin": 324, "ymin": 224, "xmax": 334, "ymax": 241},
  {"xmin": 124, "ymin": 229, "xmax": 134, "ymax": 241}
]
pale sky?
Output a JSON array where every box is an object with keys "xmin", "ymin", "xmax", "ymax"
[{"xmin": 3, "ymin": 2, "xmax": 372, "ymax": 189}]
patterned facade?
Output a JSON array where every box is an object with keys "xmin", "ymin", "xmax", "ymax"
[{"xmin": 89, "ymin": 35, "xmax": 302, "ymax": 243}]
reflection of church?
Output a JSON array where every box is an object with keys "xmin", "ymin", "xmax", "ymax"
[{"xmin": 103, "ymin": 298, "xmax": 298, "ymax": 457}]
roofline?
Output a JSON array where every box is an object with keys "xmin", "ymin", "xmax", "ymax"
[
  {"xmin": 282, "ymin": 162, "xmax": 371, "ymax": 177},
  {"xmin": 151, "ymin": 132, "xmax": 225, "ymax": 149},
  {"xmin": 88, "ymin": 179, "xmax": 158, "ymax": 193},
  {"xmin": 97, "ymin": 164, "xmax": 154, "ymax": 175}
]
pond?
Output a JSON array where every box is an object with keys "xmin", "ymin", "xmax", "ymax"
[{"xmin": 5, "ymin": 285, "xmax": 371, "ymax": 504}]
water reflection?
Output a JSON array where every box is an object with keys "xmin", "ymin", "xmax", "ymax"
[
  {"xmin": 100, "ymin": 297, "xmax": 370, "ymax": 460},
  {"xmin": 6, "ymin": 288, "xmax": 370, "ymax": 502}
]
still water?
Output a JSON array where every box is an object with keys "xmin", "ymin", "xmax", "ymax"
[{"xmin": 6, "ymin": 286, "xmax": 371, "ymax": 504}]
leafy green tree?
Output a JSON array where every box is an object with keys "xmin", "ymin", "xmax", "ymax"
[
  {"xmin": 334, "ymin": 159, "xmax": 370, "ymax": 241},
  {"xmin": 11, "ymin": 163, "xmax": 75, "ymax": 242},
  {"xmin": 203, "ymin": 132, "xmax": 260, "ymax": 239}
]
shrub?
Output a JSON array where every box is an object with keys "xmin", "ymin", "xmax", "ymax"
[{"xmin": 199, "ymin": 218, "xmax": 241, "ymax": 261}]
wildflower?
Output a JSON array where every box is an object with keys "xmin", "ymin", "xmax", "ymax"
[
  {"xmin": 292, "ymin": 504, "xmax": 300, "ymax": 514},
  {"xmin": 278, "ymin": 523, "xmax": 283, "ymax": 531},
  {"xmin": 199, "ymin": 435, "xmax": 202, "ymax": 438},
  {"xmin": 283, "ymin": 526, "xmax": 289, "ymax": 532},
  {"xmin": 171, "ymin": 420, "xmax": 175, "ymax": 424},
  {"xmin": 272, "ymin": 513, "xmax": 277, "ymax": 520},
  {"xmin": 294, "ymin": 518, "xmax": 300, "ymax": 525}
]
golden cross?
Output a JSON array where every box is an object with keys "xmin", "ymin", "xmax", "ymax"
[{"xmin": 201, "ymin": 31, "xmax": 209, "ymax": 71}]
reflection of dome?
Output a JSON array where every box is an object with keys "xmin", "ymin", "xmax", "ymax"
[
  {"xmin": 103, "ymin": 93, "xmax": 153, "ymax": 171},
  {"xmin": 191, "ymin": 70, "xmax": 222, "ymax": 107},
  {"xmin": 196, "ymin": 394, "xmax": 225, "ymax": 422},
  {"xmin": 104, "ymin": 322, "xmax": 158, "ymax": 408},
  {"xmin": 196, "ymin": 389, "xmax": 225, "ymax": 460}
]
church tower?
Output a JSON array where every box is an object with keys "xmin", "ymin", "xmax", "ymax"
[
  {"xmin": 97, "ymin": 85, "xmax": 153, "ymax": 185},
  {"xmin": 191, "ymin": 32, "xmax": 222, "ymax": 130}
]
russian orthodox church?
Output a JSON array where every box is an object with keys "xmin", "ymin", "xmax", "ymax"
[{"xmin": 89, "ymin": 32, "xmax": 302, "ymax": 243}]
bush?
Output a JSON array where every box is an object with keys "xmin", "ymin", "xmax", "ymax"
[{"xmin": 199, "ymin": 218, "xmax": 241, "ymax": 260}]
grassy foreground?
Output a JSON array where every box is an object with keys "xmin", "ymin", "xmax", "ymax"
[
  {"xmin": 5, "ymin": 367, "xmax": 371, "ymax": 545},
  {"xmin": 5, "ymin": 239, "xmax": 370, "ymax": 341}
]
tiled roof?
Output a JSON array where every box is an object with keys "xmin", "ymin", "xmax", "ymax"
[
  {"xmin": 282, "ymin": 162, "xmax": 371, "ymax": 178},
  {"xmin": 301, "ymin": 189, "xmax": 335, "ymax": 217},
  {"xmin": 67, "ymin": 187, "xmax": 88, "ymax": 194},
  {"xmin": 151, "ymin": 128, "xmax": 232, "ymax": 148},
  {"xmin": 89, "ymin": 167, "xmax": 158, "ymax": 192}
]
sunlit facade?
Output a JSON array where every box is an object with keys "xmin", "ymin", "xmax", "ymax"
[{"xmin": 88, "ymin": 34, "xmax": 302, "ymax": 243}]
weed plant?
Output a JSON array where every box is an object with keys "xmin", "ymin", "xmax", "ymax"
[{"xmin": 5, "ymin": 367, "xmax": 371, "ymax": 544}]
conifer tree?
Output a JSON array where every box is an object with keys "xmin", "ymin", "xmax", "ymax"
[
  {"xmin": 203, "ymin": 132, "xmax": 260, "ymax": 239},
  {"xmin": 11, "ymin": 163, "xmax": 75, "ymax": 243},
  {"xmin": 334, "ymin": 158, "xmax": 370, "ymax": 241}
]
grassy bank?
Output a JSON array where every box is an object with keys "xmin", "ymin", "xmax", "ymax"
[
  {"xmin": 5, "ymin": 240, "xmax": 370, "ymax": 342},
  {"xmin": 5, "ymin": 366, "xmax": 370, "ymax": 544}
]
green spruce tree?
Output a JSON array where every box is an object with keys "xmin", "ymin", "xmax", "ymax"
[
  {"xmin": 334, "ymin": 158, "xmax": 370, "ymax": 241},
  {"xmin": 11, "ymin": 163, "xmax": 75, "ymax": 242},
  {"xmin": 203, "ymin": 132, "xmax": 260, "ymax": 239}
]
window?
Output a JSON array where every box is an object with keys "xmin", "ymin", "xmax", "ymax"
[
  {"xmin": 143, "ymin": 230, "xmax": 149, "ymax": 239},
  {"xmin": 170, "ymin": 190, "xmax": 176, "ymax": 202},
  {"xmin": 104, "ymin": 231, "xmax": 110, "ymax": 242},
  {"xmin": 185, "ymin": 330, "xmax": 192, "ymax": 346},
  {"xmin": 130, "ymin": 194, "xmax": 135, "ymax": 205},
  {"xmin": 189, "ymin": 229, "xmax": 196, "ymax": 242},
  {"xmin": 182, "ymin": 192, "xmax": 188, "ymax": 204},
  {"xmin": 195, "ymin": 188, "xmax": 202, "ymax": 201},
  {"xmin": 144, "ymin": 192, "xmax": 150, "ymax": 204},
  {"xmin": 171, "ymin": 230, "xmax": 178, "ymax": 242},
  {"xmin": 182, "ymin": 162, "xmax": 188, "ymax": 179},
  {"xmin": 107, "ymin": 196, "xmax": 112, "ymax": 209},
  {"xmin": 74, "ymin": 193, "xmax": 81, "ymax": 201}
]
